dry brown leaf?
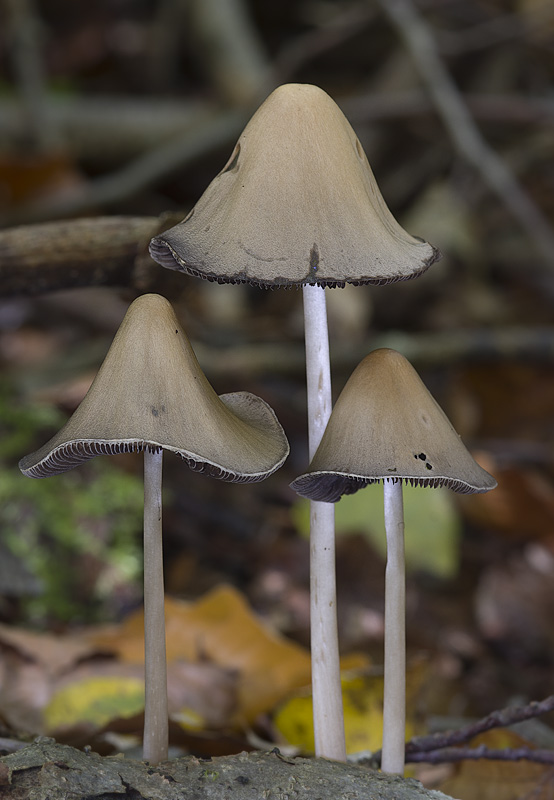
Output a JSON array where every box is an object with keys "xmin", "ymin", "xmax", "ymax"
[
  {"xmin": 0, "ymin": 623, "xmax": 102, "ymax": 734},
  {"xmin": 0, "ymin": 622, "xmax": 96, "ymax": 677},
  {"xmin": 89, "ymin": 584, "xmax": 312, "ymax": 724}
]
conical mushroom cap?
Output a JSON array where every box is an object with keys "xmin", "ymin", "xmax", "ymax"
[
  {"xmin": 290, "ymin": 348, "xmax": 496, "ymax": 502},
  {"xmin": 20, "ymin": 294, "xmax": 289, "ymax": 481},
  {"xmin": 150, "ymin": 83, "xmax": 439, "ymax": 288}
]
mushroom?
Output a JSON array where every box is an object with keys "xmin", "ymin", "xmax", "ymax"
[
  {"xmin": 290, "ymin": 348, "xmax": 496, "ymax": 774},
  {"xmin": 149, "ymin": 83, "xmax": 440, "ymax": 760},
  {"xmin": 19, "ymin": 293, "xmax": 289, "ymax": 764}
]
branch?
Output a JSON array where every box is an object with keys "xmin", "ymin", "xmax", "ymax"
[
  {"xmin": 406, "ymin": 745, "xmax": 554, "ymax": 765},
  {"xmin": 405, "ymin": 696, "xmax": 554, "ymax": 755},
  {"xmin": 0, "ymin": 215, "xmax": 183, "ymax": 295},
  {"xmin": 375, "ymin": 0, "xmax": 554, "ymax": 270},
  {"xmin": 356, "ymin": 696, "xmax": 554, "ymax": 768}
]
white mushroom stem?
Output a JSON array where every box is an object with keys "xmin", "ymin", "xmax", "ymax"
[
  {"xmin": 303, "ymin": 284, "xmax": 346, "ymax": 761},
  {"xmin": 142, "ymin": 447, "xmax": 169, "ymax": 764},
  {"xmin": 381, "ymin": 478, "xmax": 406, "ymax": 775}
]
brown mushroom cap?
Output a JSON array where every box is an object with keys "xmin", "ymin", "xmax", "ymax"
[
  {"xmin": 149, "ymin": 83, "xmax": 440, "ymax": 288},
  {"xmin": 290, "ymin": 348, "xmax": 496, "ymax": 502},
  {"xmin": 20, "ymin": 294, "xmax": 289, "ymax": 481}
]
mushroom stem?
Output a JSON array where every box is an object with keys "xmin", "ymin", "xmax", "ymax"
[
  {"xmin": 381, "ymin": 478, "xmax": 406, "ymax": 775},
  {"xmin": 303, "ymin": 284, "xmax": 346, "ymax": 761},
  {"xmin": 142, "ymin": 447, "xmax": 169, "ymax": 764}
]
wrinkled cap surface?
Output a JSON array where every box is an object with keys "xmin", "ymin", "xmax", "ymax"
[
  {"xmin": 149, "ymin": 83, "xmax": 439, "ymax": 288},
  {"xmin": 290, "ymin": 348, "xmax": 496, "ymax": 502},
  {"xmin": 20, "ymin": 294, "xmax": 289, "ymax": 482}
]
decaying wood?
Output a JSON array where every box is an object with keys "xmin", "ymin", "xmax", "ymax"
[
  {"xmin": 0, "ymin": 738, "xmax": 455, "ymax": 800},
  {"xmin": 0, "ymin": 214, "xmax": 184, "ymax": 296}
]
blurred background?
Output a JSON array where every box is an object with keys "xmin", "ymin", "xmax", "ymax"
[{"xmin": 0, "ymin": 1, "xmax": 554, "ymax": 795}]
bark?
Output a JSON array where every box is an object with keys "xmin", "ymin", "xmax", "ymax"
[{"xmin": 0, "ymin": 738, "xmax": 456, "ymax": 800}]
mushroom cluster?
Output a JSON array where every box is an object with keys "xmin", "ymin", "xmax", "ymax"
[
  {"xmin": 20, "ymin": 293, "xmax": 289, "ymax": 764},
  {"xmin": 19, "ymin": 80, "xmax": 495, "ymax": 774}
]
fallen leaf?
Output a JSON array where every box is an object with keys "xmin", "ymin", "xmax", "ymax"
[
  {"xmin": 0, "ymin": 622, "xmax": 95, "ymax": 676},
  {"xmin": 44, "ymin": 675, "xmax": 144, "ymax": 731},
  {"xmin": 274, "ymin": 659, "xmax": 426, "ymax": 756},
  {"xmin": 89, "ymin": 585, "xmax": 312, "ymax": 724}
]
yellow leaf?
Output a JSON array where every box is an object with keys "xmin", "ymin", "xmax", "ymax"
[
  {"xmin": 274, "ymin": 666, "xmax": 422, "ymax": 756},
  {"xmin": 44, "ymin": 676, "xmax": 144, "ymax": 732}
]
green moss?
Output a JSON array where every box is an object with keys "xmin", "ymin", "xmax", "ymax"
[{"xmin": 0, "ymin": 381, "xmax": 144, "ymax": 623}]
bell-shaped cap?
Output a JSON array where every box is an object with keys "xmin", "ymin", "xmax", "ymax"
[
  {"xmin": 290, "ymin": 348, "xmax": 496, "ymax": 502},
  {"xmin": 20, "ymin": 294, "xmax": 289, "ymax": 482},
  {"xmin": 149, "ymin": 83, "xmax": 439, "ymax": 288}
]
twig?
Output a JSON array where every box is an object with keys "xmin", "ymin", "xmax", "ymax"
[
  {"xmin": 406, "ymin": 745, "xmax": 554, "ymax": 765},
  {"xmin": 405, "ymin": 696, "xmax": 554, "ymax": 755},
  {"xmin": 360, "ymin": 696, "xmax": 554, "ymax": 768},
  {"xmin": 375, "ymin": 0, "xmax": 554, "ymax": 271}
]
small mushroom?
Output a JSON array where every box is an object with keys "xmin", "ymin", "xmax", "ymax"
[
  {"xmin": 19, "ymin": 293, "xmax": 289, "ymax": 764},
  {"xmin": 149, "ymin": 83, "xmax": 440, "ymax": 761},
  {"xmin": 290, "ymin": 348, "xmax": 496, "ymax": 774}
]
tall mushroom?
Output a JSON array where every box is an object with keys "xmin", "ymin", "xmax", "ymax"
[
  {"xmin": 149, "ymin": 83, "xmax": 440, "ymax": 760},
  {"xmin": 19, "ymin": 293, "xmax": 289, "ymax": 765},
  {"xmin": 290, "ymin": 348, "xmax": 496, "ymax": 774}
]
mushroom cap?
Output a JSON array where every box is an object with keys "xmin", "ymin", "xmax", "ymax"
[
  {"xmin": 20, "ymin": 294, "xmax": 289, "ymax": 482},
  {"xmin": 290, "ymin": 348, "xmax": 496, "ymax": 502},
  {"xmin": 149, "ymin": 83, "xmax": 439, "ymax": 288}
]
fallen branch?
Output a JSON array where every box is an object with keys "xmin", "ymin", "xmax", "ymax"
[
  {"xmin": 0, "ymin": 215, "xmax": 183, "ymax": 295},
  {"xmin": 405, "ymin": 696, "xmax": 554, "ymax": 755},
  {"xmin": 406, "ymin": 745, "xmax": 554, "ymax": 765},
  {"xmin": 352, "ymin": 696, "xmax": 554, "ymax": 769}
]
